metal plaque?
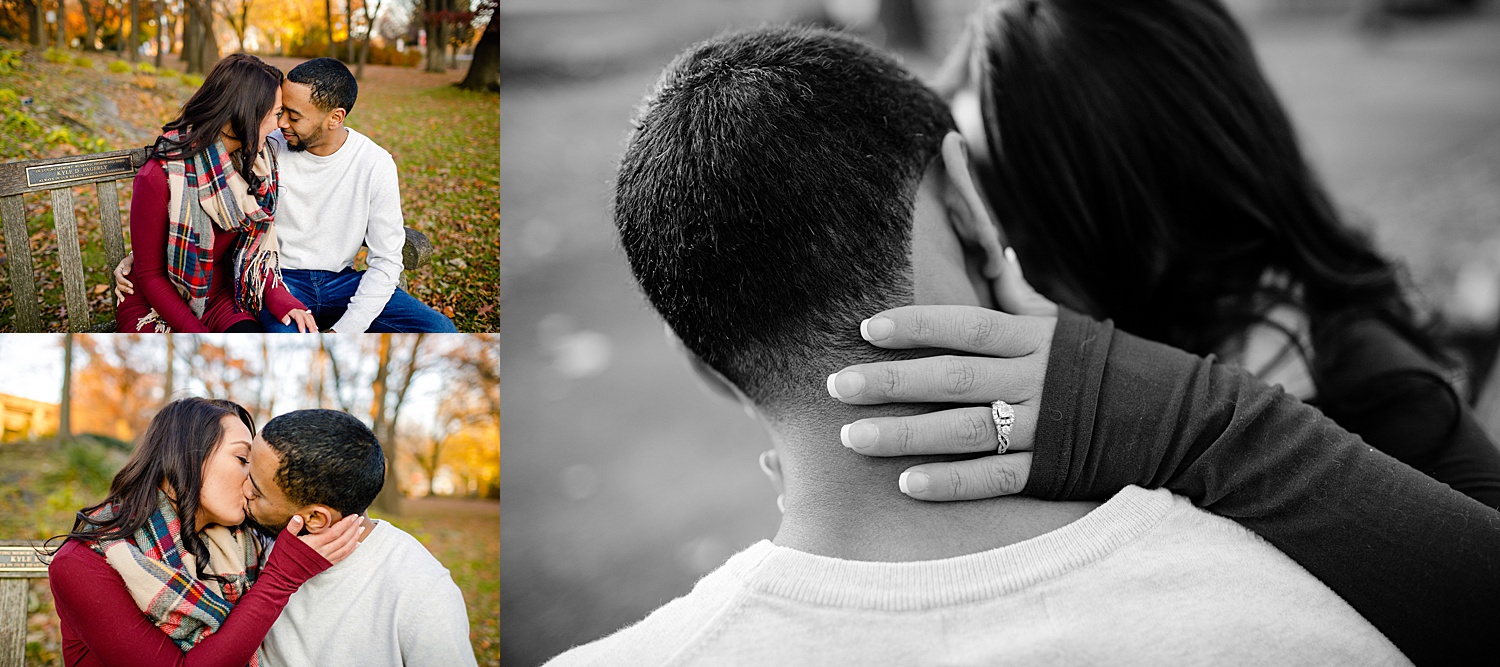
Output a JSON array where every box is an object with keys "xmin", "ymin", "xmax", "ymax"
[
  {"xmin": 25, "ymin": 155, "xmax": 134, "ymax": 188},
  {"xmin": 0, "ymin": 546, "xmax": 45, "ymax": 574}
]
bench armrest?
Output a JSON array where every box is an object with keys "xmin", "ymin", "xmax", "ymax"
[{"xmin": 402, "ymin": 226, "xmax": 433, "ymax": 272}]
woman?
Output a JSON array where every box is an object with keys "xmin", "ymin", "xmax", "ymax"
[
  {"xmin": 116, "ymin": 53, "xmax": 316, "ymax": 333},
  {"xmin": 46, "ymin": 398, "xmax": 363, "ymax": 666},
  {"xmin": 941, "ymin": 0, "xmax": 1500, "ymax": 508}
]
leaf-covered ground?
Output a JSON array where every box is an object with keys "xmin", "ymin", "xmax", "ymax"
[
  {"xmin": 0, "ymin": 43, "xmax": 499, "ymax": 332},
  {"xmin": 0, "ymin": 438, "xmax": 502, "ymax": 667}
]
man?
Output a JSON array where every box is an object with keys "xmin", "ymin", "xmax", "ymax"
[
  {"xmin": 117, "ymin": 58, "xmax": 457, "ymax": 334},
  {"xmin": 545, "ymin": 26, "xmax": 1410, "ymax": 665},
  {"xmin": 244, "ymin": 409, "xmax": 477, "ymax": 666}
]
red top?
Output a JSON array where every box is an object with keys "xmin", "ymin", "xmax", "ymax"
[
  {"xmin": 116, "ymin": 159, "xmax": 304, "ymax": 333},
  {"xmin": 49, "ymin": 526, "xmax": 329, "ymax": 667}
]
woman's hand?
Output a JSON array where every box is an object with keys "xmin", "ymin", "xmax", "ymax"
[
  {"xmin": 114, "ymin": 252, "xmax": 136, "ymax": 301},
  {"xmin": 288, "ymin": 513, "xmax": 364, "ymax": 565},
  {"xmin": 828, "ymin": 305, "xmax": 1056, "ymax": 501},
  {"xmin": 281, "ymin": 308, "xmax": 319, "ymax": 333}
]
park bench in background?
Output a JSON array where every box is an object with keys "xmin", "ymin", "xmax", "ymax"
[
  {"xmin": 0, "ymin": 540, "xmax": 46, "ymax": 667},
  {"xmin": 0, "ymin": 149, "xmax": 434, "ymax": 333}
]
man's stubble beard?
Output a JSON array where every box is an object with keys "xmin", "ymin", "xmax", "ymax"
[{"xmin": 245, "ymin": 506, "xmax": 289, "ymax": 537}]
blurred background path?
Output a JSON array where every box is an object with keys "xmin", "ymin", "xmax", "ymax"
[{"xmin": 500, "ymin": 2, "xmax": 1500, "ymax": 664}]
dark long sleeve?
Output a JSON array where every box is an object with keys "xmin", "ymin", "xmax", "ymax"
[
  {"xmin": 1312, "ymin": 317, "xmax": 1500, "ymax": 509},
  {"xmin": 1024, "ymin": 308, "xmax": 1500, "ymax": 665},
  {"xmin": 51, "ymin": 527, "xmax": 330, "ymax": 667}
]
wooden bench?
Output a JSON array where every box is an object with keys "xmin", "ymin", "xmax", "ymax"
[
  {"xmin": 0, "ymin": 541, "xmax": 46, "ymax": 667},
  {"xmin": 0, "ymin": 149, "xmax": 434, "ymax": 332}
]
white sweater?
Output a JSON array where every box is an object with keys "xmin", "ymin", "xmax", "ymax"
[
  {"xmin": 258, "ymin": 520, "xmax": 478, "ymax": 667},
  {"xmin": 268, "ymin": 127, "xmax": 406, "ymax": 333},
  {"xmin": 546, "ymin": 486, "xmax": 1409, "ymax": 666}
]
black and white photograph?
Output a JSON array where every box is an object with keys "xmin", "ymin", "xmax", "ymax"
[{"xmin": 503, "ymin": 0, "xmax": 1500, "ymax": 665}]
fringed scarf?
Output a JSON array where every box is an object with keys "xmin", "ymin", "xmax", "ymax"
[
  {"xmin": 84, "ymin": 491, "xmax": 263, "ymax": 664},
  {"xmin": 137, "ymin": 129, "xmax": 283, "ymax": 332}
]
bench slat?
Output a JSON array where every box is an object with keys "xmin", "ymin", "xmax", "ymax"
[
  {"xmin": 98, "ymin": 180, "xmax": 125, "ymax": 325},
  {"xmin": 50, "ymin": 188, "xmax": 91, "ymax": 332},
  {"xmin": 0, "ymin": 195, "xmax": 42, "ymax": 332},
  {"xmin": 0, "ymin": 579, "xmax": 24, "ymax": 667}
]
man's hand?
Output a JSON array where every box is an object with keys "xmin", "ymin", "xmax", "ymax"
[
  {"xmin": 827, "ymin": 305, "xmax": 1056, "ymax": 502},
  {"xmin": 113, "ymin": 252, "xmax": 136, "ymax": 301},
  {"xmin": 281, "ymin": 309, "xmax": 319, "ymax": 333}
]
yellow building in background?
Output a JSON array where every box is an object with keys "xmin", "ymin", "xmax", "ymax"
[{"xmin": 0, "ymin": 394, "xmax": 59, "ymax": 442}]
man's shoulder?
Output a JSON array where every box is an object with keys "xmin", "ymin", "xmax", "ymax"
[
  {"xmin": 368, "ymin": 520, "xmax": 448, "ymax": 575},
  {"xmin": 544, "ymin": 553, "xmax": 753, "ymax": 667},
  {"xmin": 345, "ymin": 128, "xmax": 396, "ymax": 166}
]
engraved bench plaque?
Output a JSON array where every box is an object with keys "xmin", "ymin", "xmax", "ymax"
[
  {"xmin": 0, "ymin": 547, "xmax": 45, "ymax": 576},
  {"xmin": 25, "ymin": 155, "xmax": 135, "ymax": 188}
]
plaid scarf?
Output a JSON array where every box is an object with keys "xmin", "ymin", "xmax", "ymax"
[
  {"xmin": 140, "ymin": 129, "xmax": 282, "ymax": 330},
  {"xmin": 84, "ymin": 491, "xmax": 262, "ymax": 665}
]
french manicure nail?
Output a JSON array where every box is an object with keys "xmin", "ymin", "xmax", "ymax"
[
  {"xmin": 828, "ymin": 371, "xmax": 865, "ymax": 399},
  {"xmin": 861, "ymin": 317, "xmax": 894, "ymax": 342},
  {"xmin": 898, "ymin": 471, "xmax": 929, "ymax": 495},
  {"xmin": 841, "ymin": 422, "xmax": 878, "ymax": 450}
]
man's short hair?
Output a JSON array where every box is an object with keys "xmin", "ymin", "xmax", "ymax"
[
  {"xmin": 262, "ymin": 409, "xmax": 385, "ymax": 516},
  {"xmin": 615, "ymin": 26, "xmax": 954, "ymax": 410},
  {"xmin": 287, "ymin": 57, "xmax": 358, "ymax": 114}
]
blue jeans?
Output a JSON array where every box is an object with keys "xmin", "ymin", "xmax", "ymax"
[{"xmin": 260, "ymin": 268, "xmax": 458, "ymax": 333}]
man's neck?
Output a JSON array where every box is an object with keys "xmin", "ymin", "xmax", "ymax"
[
  {"xmin": 309, "ymin": 127, "xmax": 350, "ymax": 157},
  {"xmin": 769, "ymin": 418, "xmax": 1099, "ymax": 563}
]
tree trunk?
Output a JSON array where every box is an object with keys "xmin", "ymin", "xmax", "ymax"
[
  {"xmin": 345, "ymin": 0, "xmax": 356, "ymax": 62},
  {"xmin": 384, "ymin": 332, "xmax": 426, "ymax": 497},
  {"xmin": 154, "ymin": 0, "xmax": 163, "ymax": 66},
  {"xmin": 162, "ymin": 335, "xmax": 174, "ymax": 403},
  {"xmin": 116, "ymin": 0, "xmax": 126, "ymax": 56},
  {"xmin": 29, "ymin": 0, "xmax": 46, "ymax": 46},
  {"xmin": 60, "ymin": 333, "xmax": 74, "ymax": 439},
  {"xmin": 326, "ymin": 338, "xmax": 353, "ymax": 412},
  {"xmin": 370, "ymin": 334, "xmax": 400, "ymax": 514},
  {"xmin": 79, "ymin": 0, "xmax": 100, "ymax": 51},
  {"xmin": 180, "ymin": 4, "xmax": 194, "ymax": 64},
  {"xmin": 127, "ymin": 0, "xmax": 139, "ymax": 61},
  {"xmin": 423, "ymin": 0, "xmax": 444, "ymax": 73},
  {"xmin": 324, "ymin": 0, "xmax": 335, "ymax": 58},
  {"xmin": 55, "ymin": 0, "xmax": 67, "ymax": 48},
  {"xmin": 354, "ymin": 0, "xmax": 382, "ymax": 79},
  {"xmin": 183, "ymin": 0, "xmax": 216, "ymax": 74},
  {"xmin": 457, "ymin": 9, "xmax": 496, "ymax": 92}
]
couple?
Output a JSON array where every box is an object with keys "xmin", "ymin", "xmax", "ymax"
[
  {"xmin": 46, "ymin": 399, "xmax": 478, "ymax": 666},
  {"xmin": 550, "ymin": 1, "xmax": 1500, "ymax": 664},
  {"xmin": 113, "ymin": 54, "xmax": 457, "ymax": 334}
]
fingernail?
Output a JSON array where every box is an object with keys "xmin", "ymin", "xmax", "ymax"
[
  {"xmin": 1005, "ymin": 247, "xmax": 1018, "ymax": 264},
  {"xmin": 827, "ymin": 371, "xmax": 865, "ymax": 399},
  {"xmin": 861, "ymin": 317, "xmax": 894, "ymax": 342},
  {"xmin": 898, "ymin": 471, "xmax": 929, "ymax": 495},
  {"xmin": 840, "ymin": 422, "xmax": 878, "ymax": 450}
]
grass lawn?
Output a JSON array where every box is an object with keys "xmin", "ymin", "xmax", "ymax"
[
  {"xmin": 0, "ymin": 43, "xmax": 498, "ymax": 332},
  {"xmin": 0, "ymin": 437, "xmax": 500, "ymax": 666}
]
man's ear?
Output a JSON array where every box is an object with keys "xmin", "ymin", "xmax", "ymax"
[
  {"xmin": 301, "ymin": 505, "xmax": 339, "ymax": 533},
  {"xmin": 663, "ymin": 323, "xmax": 758, "ymax": 418},
  {"xmin": 328, "ymin": 108, "xmax": 347, "ymax": 130}
]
